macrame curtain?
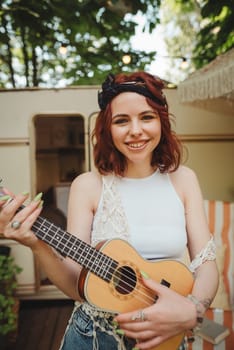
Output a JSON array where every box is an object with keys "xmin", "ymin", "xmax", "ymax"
[{"xmin": 178, "ymin": 48, "xmax": 234, "ymax": 103}]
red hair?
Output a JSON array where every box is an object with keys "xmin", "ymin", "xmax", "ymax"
[{"xmin": 92, "ymin": 72, "xmax": 182, "ymax": 175}]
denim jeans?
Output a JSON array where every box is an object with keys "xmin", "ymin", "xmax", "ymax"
[
  {"xmin": 60, "ymin": 303, "xmax": 186, "ymax": 350},
  {"xmin": 59, "ymin": 304, "xmax": 136, "ymax": 350}
]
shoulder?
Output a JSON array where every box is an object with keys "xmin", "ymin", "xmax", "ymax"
[
  {"xmin": 169, "ymin": 165, "xmax": 198, "ymax": 184},
  {"xmin": 170, "ymin": 165, "xmax": 198, "ymax": 183},
  {"xmin": 71, "ymin": 171, "xmax": 102, "ymax": 190},
  {"xmin": 69, "ymin": 171, "xmax": 103, "ymax": 209},
  {"xmin": 169, "ymin": 165, "xmax": 202, "ymax": 203}
]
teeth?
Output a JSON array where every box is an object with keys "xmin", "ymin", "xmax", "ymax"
[{"xmin": 128, "ymin": 142, "xmax": 145, "ymax": 148}]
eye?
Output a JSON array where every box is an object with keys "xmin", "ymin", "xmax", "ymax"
[
  {"xmin": 112, "ymin": 117, "xmax": 129, "ymax": 125},
  {"xmin": 142, "ymin": 113, "xmax": 158, "ymax": 121}
]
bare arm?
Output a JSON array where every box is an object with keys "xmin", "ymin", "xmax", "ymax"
[
  {"xmin": 181, "ymin": 166, "xmax": 219, "ymax": 307},
  {"xmin": 0, "ymin": 172, "xmax": 102, "ymax": 300}
]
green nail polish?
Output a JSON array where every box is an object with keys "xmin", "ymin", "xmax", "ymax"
[
  {"xmin": 0, "ymin": 195, "xmax": 11, "ymax": 201},
  {"xmin": 115, "ymin": 329, "xmax": 125, "ymax": 335},
  {"xmin": 22, "ymin": 191, "xmax": 29, "ymax": 196},
  {"xmin": 112, "ymin": 320, "xmax": 118, "ymax": 327},
  {"xmin": 140, "ymin": 270, "xmax": 149, "ymax": 279},
  {"xmin": 38, "ymin": 200, "xmax": 44, "ymax": 208},
  {"xmin": 132, "ymin": 348, "xmax": 140, "ymax": 350},
  {"xmin": 33, "ymin": 192, "xmax": 43, "ymax": 202}
]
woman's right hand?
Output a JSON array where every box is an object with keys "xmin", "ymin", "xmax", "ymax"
[{"xmin": 0, "ymin": 190, "xmax": 43, "ymax": 249}]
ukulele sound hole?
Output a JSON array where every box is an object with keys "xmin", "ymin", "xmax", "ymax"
[{"xmin": 113, "ymin": 266, "xmax": 137, "ymax": 295}]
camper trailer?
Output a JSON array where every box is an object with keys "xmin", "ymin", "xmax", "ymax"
[{"xmin": 0, "ymin": 86, "xmax": 233, "ymax": 299}]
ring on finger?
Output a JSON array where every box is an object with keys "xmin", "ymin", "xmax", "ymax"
[
  {"xmin": 131, "ymin": 310, "xmax": 147, "ymax": 322},
  {"xmin": 11, "ymin": 220, "xmax": 21, "ymax": 230}
]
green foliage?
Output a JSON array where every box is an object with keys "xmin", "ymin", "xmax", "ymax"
[
  {"xmin": 158, "ymin": 0, "xmax": 234, "ymax": 83},
  {"xmin": 177, "ymin": 0, "xmax": 234, "ymax": 69},
  {"xmin": 0, "ymin": 255, "xmax": 22, "ymax": 336},
  {"xmin": 0, "ymin": 295, "xmax": 17, "ymax": 335},
  {"xmin": 193, "ymin": 0, "xmax": 234, "ymax": 68},
  {"xmin": 0, "ymin": 0, "xmax": 161, "ymax": 87}
]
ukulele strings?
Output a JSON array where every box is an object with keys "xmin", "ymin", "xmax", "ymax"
[
  {"xmin": 33, "ymin": 217, "xmax": 157, "ymax": 307},
  {"xmin": 5, "ymin": 199, "xmax": 151, "ymax": 304},
  {"xmin": 8, "ymin": 201, "xmax": 164, "ymax": 307},
  {"xmin": 33, "ymin": 217, "xmax": 155, "ymax": 306}
]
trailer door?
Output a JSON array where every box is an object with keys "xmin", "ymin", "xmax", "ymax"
[{"xmin": 87, "ymin": 111, "xmax": 99, "ymax": 171}]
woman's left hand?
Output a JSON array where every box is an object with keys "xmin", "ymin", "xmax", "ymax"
[{"xmin": 115, "ymin": 276, "xmax": 196, "ymax": 349}]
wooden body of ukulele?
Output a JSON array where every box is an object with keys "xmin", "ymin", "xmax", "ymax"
[{"xmin": 78, "ymin": 238, "xmax": 194, "ymax": 350}]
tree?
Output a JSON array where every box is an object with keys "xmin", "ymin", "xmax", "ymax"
[
  {"xmin": 159, "ymin": 0, "xmax": 201, "ymax": 83},
  {"xmin": 172, "ymin": 0, "xmax": 234, "ymax": 68},
  {"xmin": 192, "ymin": 0, "xmax": 234, "ymax": 68},
  {"xmin": 0, "ymin": 0, "xmax": 161, "ymax": 88},
  {"xmin": 158, "ymin": 0, "xmax": 234, "ymax": 83}
]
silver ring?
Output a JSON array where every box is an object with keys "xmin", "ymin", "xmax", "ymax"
[
  {"xmin": 131, "ymin": 310, "xmax": 147, "ymax": 322},
  {"xmin": 11, "ymin": 220, "xmax": 21, "ymax": 229}
]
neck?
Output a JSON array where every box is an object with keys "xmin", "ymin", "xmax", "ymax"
[{"xmin": 124, "ymin": 164, "xmax": 156, "ymax": 179}]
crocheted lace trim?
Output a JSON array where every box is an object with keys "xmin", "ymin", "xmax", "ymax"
[
  {"xmin": 91, "ymin": 175, "xmax": 130, "ymax": 247},
  {"xmin": 189, "ymin": 235, "xmax": 216, "ymax": 273},
  {"xmin": 76, "ymin": 302, "xmax": 126, "ymax": 350}
]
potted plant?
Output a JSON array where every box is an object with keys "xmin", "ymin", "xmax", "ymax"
[{"xmin": 0, "ymin": 245, "xmax": 22, "ymax": 347}]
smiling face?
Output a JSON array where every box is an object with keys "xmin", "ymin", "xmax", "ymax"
[{"xmin": 110, "ymin": 92, "xmax": 161, "ymax": 176}]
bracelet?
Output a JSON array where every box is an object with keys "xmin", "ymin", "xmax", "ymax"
[{"xmin": 187, "ymin": 294, "xmax": 205, "ymax": 334}]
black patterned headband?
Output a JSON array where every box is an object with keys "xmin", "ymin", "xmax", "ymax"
[{"xmin": 98, "ymin": 73, "xmax": 166, "ymax": 110}]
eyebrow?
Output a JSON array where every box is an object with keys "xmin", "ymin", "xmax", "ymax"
[{"xmin": 112, "ymin": 110, "xmax": 158, "ymax": 119}]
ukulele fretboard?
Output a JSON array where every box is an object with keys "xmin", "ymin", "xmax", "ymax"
[{"xmin": 30, "ymin": 213, "xmax": 119, "ymax": 282}]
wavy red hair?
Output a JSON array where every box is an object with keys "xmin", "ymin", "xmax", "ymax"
[{"xmin": 92, "ymin": 71, "xmax": 182, "ymax": 175}]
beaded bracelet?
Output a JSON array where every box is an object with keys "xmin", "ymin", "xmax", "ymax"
[
  {"xmin": 187, "ymin": 294, "xmax": 205, "ymax": 329},
  {"xmin": 186, "ymin": 294, "xmax": 205, "ymax": 342}
]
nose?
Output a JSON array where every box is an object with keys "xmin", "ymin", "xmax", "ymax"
[{"xmin": 129, "ymin": 119, "xmax": 142, "ymax": 136}]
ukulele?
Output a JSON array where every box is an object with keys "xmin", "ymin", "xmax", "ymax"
[{"xmin": 0, "ymin": 192, "xmax": 194, "ymax": 350}]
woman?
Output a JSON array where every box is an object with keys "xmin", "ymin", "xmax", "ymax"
[{"xmin": 0, "ymin": 72, "xmax": 218, "ymax": 350}]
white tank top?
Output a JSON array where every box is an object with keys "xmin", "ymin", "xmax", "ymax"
[{"xmin": 91, "ymin": 171, "xmax": 187, "ymax": 260}]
